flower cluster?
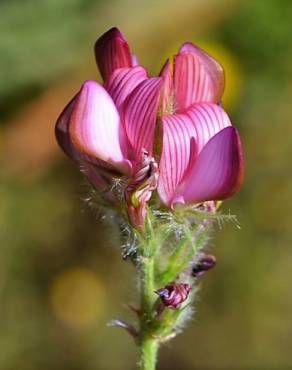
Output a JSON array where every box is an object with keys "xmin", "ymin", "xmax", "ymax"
[
  {"xmin": 55, "ymin": 29, "xmax": 245, "ymax": 369},
  {"xmin": 55, "ymin": 27, "xmax": 244, "ymax": 229}
]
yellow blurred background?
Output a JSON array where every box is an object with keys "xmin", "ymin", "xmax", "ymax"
[{"xmin": 0, "ymin": 0, "xmax": 292, "ymax": 369}]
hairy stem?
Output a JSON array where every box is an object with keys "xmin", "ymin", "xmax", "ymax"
[
  {"xmin": 138, "ymin": 216, "xmax": 159, "ymax": 370},
  {"xmin": 139, "ymin": 254, "xmax": 159, "ymax": 370},
  {"xmin": 139, "ymin": 336, "xmax": 159, "ymax": 370}
]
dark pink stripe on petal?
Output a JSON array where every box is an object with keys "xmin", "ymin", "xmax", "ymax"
[
  {"xmin": 105, "ymin": 66, "xmax": 148, "ymax": 109},
  {"xmin": 94, "ymin": 27, "xmax": 133, "ymax": 82},
  {"xmin": 184, "ymin": 102, "xmax": 231, "ymax": 154},
  {"xmin": 122, "ymin": 77, "xmax": 162, "ymax": 160},
  {"xmin": 179, "ymin": 42, "xmax": 225, "ymax": 101},
  {"xmin": 174, "ymin": 127, "xmax": 244, "ymax": 205},
  {"xmin": 174, "ymin": 43, "xmax": 225, "ymax": 111},
  {"xmin": 158, "ymin": 103, "xmax": 231, "ymax": 205},
  {"xmin": 157, "ymin": 113, "xmax": 198, "ymax": 206}
]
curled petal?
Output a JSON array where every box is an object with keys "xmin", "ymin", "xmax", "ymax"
[
  {"xmin": 158, "ymin": 103, "xmax": 231, "ymax": 206},
  {"xmin": 94, "ymin": 27, "xmax": 132, "ymax": 81},
  {"xmin": 69, "ymin": 80, "xmax": 131, "ymax": 174},
  {"xmin": 125, "ymin": 151, "xmax": 159, "ymax": 229},
  {"xmin": 55, "ymin": 96, "xmax": 96, "ymax": 164},
  {"xmin": 174, "ymin": 43, "xmax": 225, "ymax": 111},
  {"xmin": 55, "ymin": 96, "xmax": 78, "ymax": 159},
  {"xmin": 174, "ymin": 127, "xmax": 244, "ymax": 205},
  {"xmin": 122, "ymin": 77, "xmax": 162, "ymax": 160},
  {"xmin": 105, "ymin": 66, "xmax": 148, "ymax": 109},
  {"xmin": 156, "ymin": 283, "xmax": 191, "ymax": 309}
]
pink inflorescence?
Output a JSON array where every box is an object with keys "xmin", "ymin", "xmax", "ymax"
[{"xmin": 55, "ymin": 27, "xmax": 244, "ymax": 228}]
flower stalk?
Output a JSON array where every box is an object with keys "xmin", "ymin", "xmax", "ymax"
[
  {"xmin": 54, "ymin": 27, "xmax": 244, "ymax": 370},
  {"xmin": 130, "ymin": 211, "xmax": 215, "ymax": 370}
]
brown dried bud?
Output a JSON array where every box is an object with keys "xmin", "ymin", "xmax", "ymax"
[
  {"xmin": 155, "ymin": 283, "xmax": 191, "ymax": 309},
  {"xmin": 192, "ymin": 253, "xmax": 217, "ymax": 277}
]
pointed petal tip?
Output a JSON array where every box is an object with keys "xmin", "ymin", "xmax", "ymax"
[
  {"xmin": 95, "ymin": 27, "xmax": 126, "ymax": 47},
  {"xmin": 178, "ymin": 41, "xmax": 196, "ymax": 53},
  {"xmin": 81, "ymin": 79, "xmax": 99, "ymax": 91},
  {"xmin": 94, "ymin": 27, "xmax": 132, "ymax": 81},
  {"xmin": 104, "ymin": 27, "xmax": 125, "ymax": 39},
  {"xmin": 159, "ymin": 58, "xmax": 170, "ymax": 74}
]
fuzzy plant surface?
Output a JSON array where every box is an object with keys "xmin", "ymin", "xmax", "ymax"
[{"xmin": 55, "ymin": 27, "xmax": 244, "ymax": 370}]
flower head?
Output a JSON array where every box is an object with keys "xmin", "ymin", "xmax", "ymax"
[{"xmin": 55, "ymin": 27, "xmax": 244, "ymax": 225}]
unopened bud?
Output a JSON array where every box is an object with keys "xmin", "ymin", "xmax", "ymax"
[
  {"xmin": 125, "ymin": 150, "xmax": 159, "ymax": 229},
  {"xmin": 192, "ymin": 253, "xmax": 216, "ymax": 277},
  {"xmin": 155, "ymin": 283, "xmax": 191, "ymax": 309}
]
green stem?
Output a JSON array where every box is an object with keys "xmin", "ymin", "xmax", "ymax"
[
  {"xmin": 139, "ymin": 256, "xmax": 159, "ymax": 370},
  {"xmin": 140, "ymin": 256, "xmax": 156, "ymax": 316},
  {"xmin": 139, "ymin": 336, "xmax": 159, "ymax": 370},
  {"xmin": 138, "ymin": 216, "xmax": 159, "ymax": 370}
]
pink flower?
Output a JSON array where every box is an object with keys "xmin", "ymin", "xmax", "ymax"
[
  {"xmin": 157, "ymin": 43, "xmax": 244, "ymax": 207},
  {"xmin": 55, "ymin": 27, "xmax": 244, "ymax": 218},
  {"xmin": 55, "ymin": 28, "xmax": 162, "ymax": 202}
]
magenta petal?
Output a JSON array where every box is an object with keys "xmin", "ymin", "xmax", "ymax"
[
  {"xmin": 55, "ymin": 96, "xmax": 97, "ymax": 164},
  {"xmin": 122, "ymin": 77, "xmax": 162, "ymax": 159},
  {"xmin": 158, "ymin": 114, "xmax": 197, "ymax": 206},
  {"xmin": 157, "ymin": 103, "xmax": 231, "ymax": 206},
  {"xmin": 174, "ymin": 43, "xmax": 225, "ymax": 111},
  {"xmin": 174, "ymin": 127, "xmax": 244, "ymax": 205},
  {"xmin": 70, "ymin": 80, "xmax": 131, "ymax": 174},
  {"xmin": 105, "ymin": 66, "xmax": 148, "ymax": 109},
  {"xmin": 94, "ymin": 27, "xmax": 132, "ymax": 81},
  {"xmin": 183, "ymin": 102, "xmax": 231, "ymax": 154}
]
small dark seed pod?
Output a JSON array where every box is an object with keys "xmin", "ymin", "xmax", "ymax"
[
  {"xmin": 155, "ymin": 283, "xmax": 191, "ymax": 309},
  {"xmin": 192, "ymin": 253, "xmax": 216, "ymax": 277}
]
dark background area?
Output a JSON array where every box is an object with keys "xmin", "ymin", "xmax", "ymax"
[{"xmin": 1, "ymin": 0, "xmax": 292, "ymax": 369}]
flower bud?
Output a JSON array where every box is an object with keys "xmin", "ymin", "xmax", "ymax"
[
  {"xmin": 125, "ymin": 150, "xmax": 159, "ymax": 229},
  {"xmin": 155, "ymin": 283, "xmax": 191, "ymax": 309},
  {"xmin": 192, "ymin": 253, "xmax": 216, "ymax": 277}
]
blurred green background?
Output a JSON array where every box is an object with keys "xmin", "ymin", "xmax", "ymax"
[{"xmin": 1, "ymin": 0, "xmax": 292, "ymax": 369}]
